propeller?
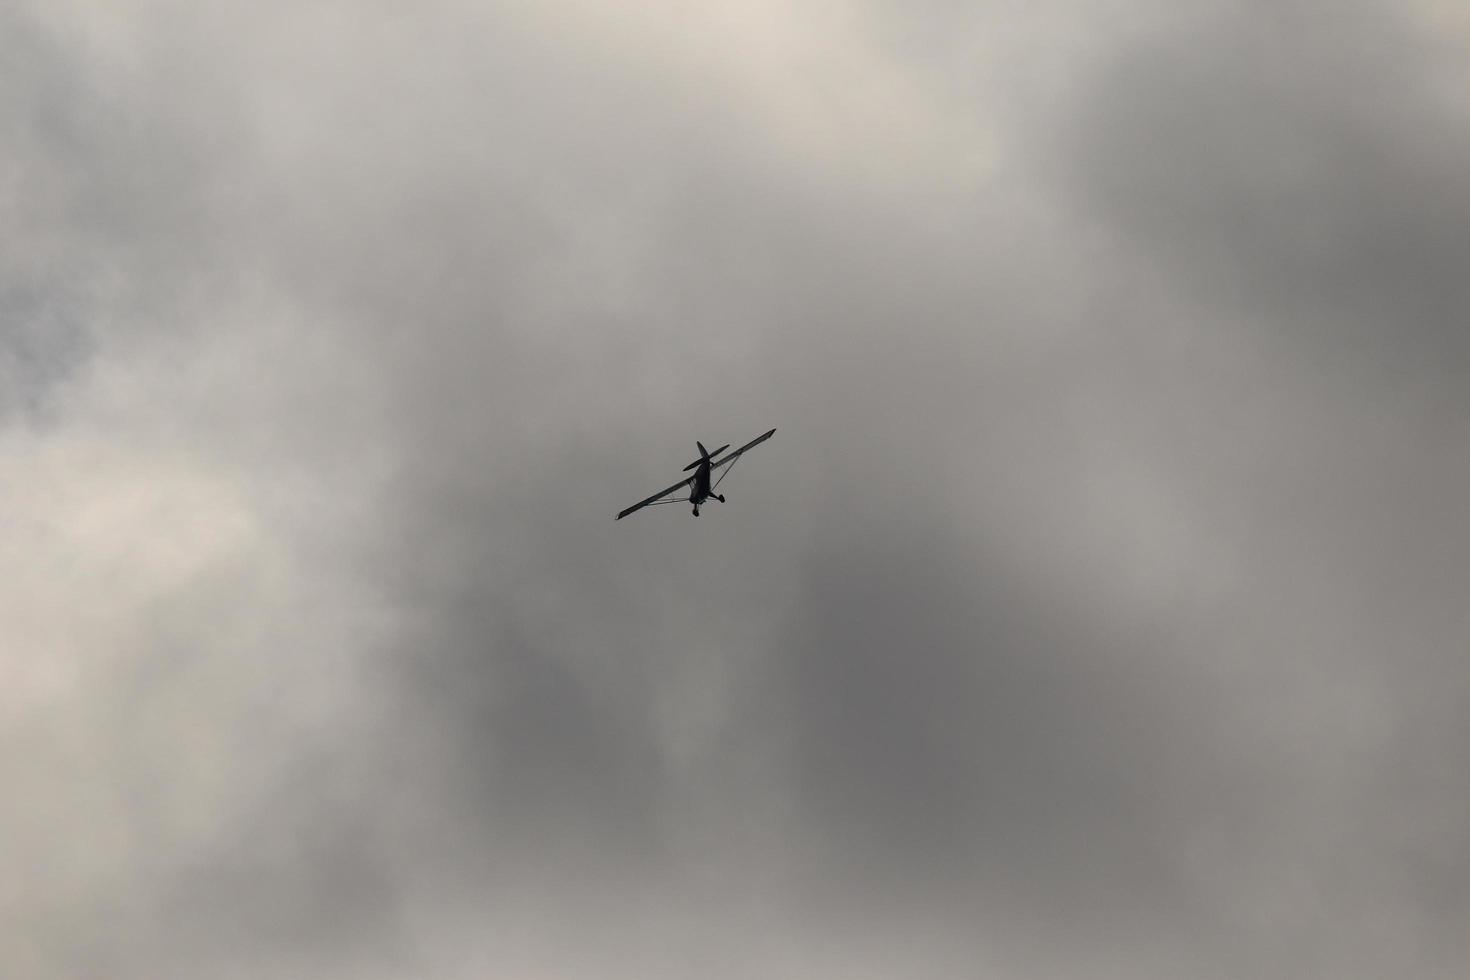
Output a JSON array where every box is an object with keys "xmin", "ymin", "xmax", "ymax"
[{"xmin": 683, "ymin": 441, "xmax": 730, "ymax": 471}]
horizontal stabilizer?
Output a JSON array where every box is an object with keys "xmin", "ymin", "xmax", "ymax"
[{"xmin": 683, "ymin": 443, "xmax": 729, "ymax": 471}]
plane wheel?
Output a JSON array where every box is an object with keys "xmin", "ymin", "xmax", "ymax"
[{"xmin": 693, "ymin": 509, "xmax": 699, "ymax": 517}]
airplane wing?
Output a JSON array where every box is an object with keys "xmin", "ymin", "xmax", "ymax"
[
  {"xmin": 708, "ymin": 428, "xmax": 776, "ymax": 473},
  {"xmin": 616, "ymin": 476, "xmax": 693, "ymax": 520}
]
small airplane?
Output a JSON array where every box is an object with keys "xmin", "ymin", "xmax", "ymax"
[{"xmin": 617, "ymin": 428, "xmax": 776, "ymax": 519}]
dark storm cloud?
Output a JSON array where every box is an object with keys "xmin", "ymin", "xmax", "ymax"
[
  {"xmin": 1063, "ymin": 0, "xmax": 1470, "ymax": 378},
  {"xmin": 6, "ymin": 1, "xmax": 1470, "ymax": 977},
  {"xmin": 1, "ymin": 8, "xmax": 98, "ymax": 418},
  {"xmin": 1035, "ymin": 1, "xmax": 1470, "ymax": 970}
]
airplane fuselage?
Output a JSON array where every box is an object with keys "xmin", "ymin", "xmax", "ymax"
[{"xmin": 690, "ymin": 460, "xmax": 712, "ymax": 503}]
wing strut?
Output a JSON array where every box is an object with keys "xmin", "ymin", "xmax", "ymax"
[
  {"xmin": 616, "ymin": 476, "xmax": 692, "ymax": 520},
  {"xmin": 712, "ymin": 453, "xmax": 739, "ymax": 491}
]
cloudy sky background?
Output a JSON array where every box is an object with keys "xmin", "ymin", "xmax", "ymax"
[{"xmin": 4, "ymin": 1, "xmax": 1469, "ymax": 976}]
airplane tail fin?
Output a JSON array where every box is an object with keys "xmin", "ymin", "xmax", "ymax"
[{"xmin": 683, "ymin": 442, "xmax": 729, "ymax": 471}]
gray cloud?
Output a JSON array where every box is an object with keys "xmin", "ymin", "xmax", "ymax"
[
  {"xmin": 4, "ymin": 1, "xmax": 1469, "ymax": 977},
  {"xmin": 1062, "ymin": 0, "xmax": 1470, "ymax": 377}
]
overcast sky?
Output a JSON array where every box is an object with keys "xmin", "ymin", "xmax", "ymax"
[{"xmin": 4, "ymin": 1, "xmax": 1469, "ymax": 977}]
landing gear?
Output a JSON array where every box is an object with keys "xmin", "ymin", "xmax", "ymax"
[
  {"xmin": 716, "ymin": 494, "xmax": 725, "ymax": 503},
  {"xmin": 692, "ymin": 507, "xmax": 700, "ymax": 517}
]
